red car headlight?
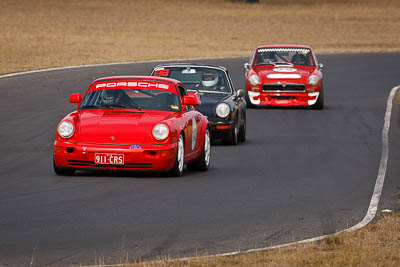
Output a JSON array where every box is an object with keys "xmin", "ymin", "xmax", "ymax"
[
  {"xmin": 248, "ymin": 74, "xmax": 261, "ymax": 86},
  {"xmin": 57, "ymin": 121, "xmax": 74, "ymax": 138},
  {"xmin": 152, "ymin": 123, "xmax": 169, "ymax": 141},
  {"xmin": 308, "ymin": 75, "xmax": 320, "ymax": 86}
]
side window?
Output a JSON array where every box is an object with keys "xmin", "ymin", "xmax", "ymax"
[{"xmin": 178, "ymin": 85, "xmax": 193, "ymax": 112}]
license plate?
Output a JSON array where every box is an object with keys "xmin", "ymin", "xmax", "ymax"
[{"xmin": 95, "ymin": 153, "xmax": 124, "ymax": 165}]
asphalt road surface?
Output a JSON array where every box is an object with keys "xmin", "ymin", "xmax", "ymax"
[{"xmin": 0, "ymin": 54, "xmax": 399, "ymax": 266}]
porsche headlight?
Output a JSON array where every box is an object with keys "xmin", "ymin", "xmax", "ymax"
[
  {"xmin": 308, "ymin": 75, "xmax": 320, "ymax": 86},
  {"xmin": 216, "ymin": 103, "xmax": 230, "ymax": 118},
  {"xmin": 248, "ymin": 74, "xmax": 261, "ymax": 86},
  {"xmin": 152, "ymin": 123, "xmax": 169, "ymax": 141},
  {"xmin": 58, "ymin": 121, "xmax": 74, "ymax": 138}
]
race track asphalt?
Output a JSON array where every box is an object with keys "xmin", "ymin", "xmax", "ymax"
[{"xmin": 0, "ymin": 53, "xmax": 399, "ymax": 266}]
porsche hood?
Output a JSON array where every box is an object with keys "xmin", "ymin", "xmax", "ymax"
[{"xmin": 73, "ymin": 110, "xmax": 176, "ymax": 144}]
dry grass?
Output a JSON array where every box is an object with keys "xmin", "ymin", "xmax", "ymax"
[
  {"xmin": 1, "ymin": 0, "xmax": 400, "ymax": 75},
  {"xmin": 91, "ymin": 213, "xmax": 400, "ymax": 267}
]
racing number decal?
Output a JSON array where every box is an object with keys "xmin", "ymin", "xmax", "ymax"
[
  {"xmin": 153, "ymin": 69, "xmax": 170, "ymax": 77},
  {"xmin": 192, "ymin": 118, "xmax": 197, "ymax": 150}
]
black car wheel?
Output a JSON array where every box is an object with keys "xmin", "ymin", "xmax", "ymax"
[
  {"xmin": 238, "ymin": 112, "xmax": 246, "ymax": 142},
  {"xmin": 225, "ymin": 116, "xmax": 239, "ymax": 145},
  {"xmin": 53, "ymin": 158, "xmax": 75, "ymax": 176}
]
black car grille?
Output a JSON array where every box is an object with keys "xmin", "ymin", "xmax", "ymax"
[
  {"xmin": 262, "ymin": 83, "xmax": 305, "ymax": 92},
  {"xmin": 67, "ymin": 160, "xmax": 153, "ymax": 169}
]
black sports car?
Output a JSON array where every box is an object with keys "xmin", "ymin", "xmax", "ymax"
[{"xmin": 150, "ymin": 64, "xmax": 246, "ymax": 145}]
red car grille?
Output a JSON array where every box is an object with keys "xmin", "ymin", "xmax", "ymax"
[
  {"xmin": 67, "ymin": 160, "xmax": 153, "ymax": 169},
  {"xmin": 262, "ymin": 83, "xmax": 305, "ymax": 92},
  {"xmin": 271, "ymin": 96, "xmax": 296, "ymax": 100}
]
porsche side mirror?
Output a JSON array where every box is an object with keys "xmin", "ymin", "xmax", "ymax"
[
  {"xmin": 70, "ymin": 93, "xmax": 82, "ymax": 104},
  {"xmin": 318, "ymin": 63, "xmax": 324, "ymax": 69},
  {"xmin": 244, "ymin": 63, "xmax": 250, "ymax": 70},
  {"xmin": 236, "ymin": 89, "xmax": 245, "ymax": 99},
  {"xmin": 182, "ymin": 95, "xmax": 200, "ymax": 106}
]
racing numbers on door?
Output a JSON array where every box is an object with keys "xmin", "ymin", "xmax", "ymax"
[{"xmin": 153, "ymin": 69, "xmax": 170, "ymax": 77}]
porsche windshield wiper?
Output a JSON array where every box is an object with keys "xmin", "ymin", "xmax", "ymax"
[
  {"xmin": 79, "ymin": 105, "xmax": 102, "ymax": 110},
  {"xmin": 103, "ymin": 103, "xmax": 142, "ymax": 110}
]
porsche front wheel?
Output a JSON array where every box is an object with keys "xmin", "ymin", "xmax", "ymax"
[
  {"xmin": 53, "ymin": 158, "xmax": 75, "ymax": 176},
  {"xmin": 238, "ymin": 112, "xmax": 246, "ymax": 142},
  {"xmin": 225, "ymin": 116, "xmax": 239, "ymax": 145},
  {"xmin": 170, "ymin": 134, "xmax": 185, "ymax": 177}
]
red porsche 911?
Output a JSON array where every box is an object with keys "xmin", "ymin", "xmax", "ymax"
[
  {"xmin": 244, "ymin": 45, "xmax": 324, "ymax": 109},
  {"xmin": 53, "ymin": 76, "xmax": 211, "ymax": 177}
]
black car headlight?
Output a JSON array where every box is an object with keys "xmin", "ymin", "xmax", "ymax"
[{"xmin": 216, "ymin": 103, "xmax": 230, "ymax": 118}]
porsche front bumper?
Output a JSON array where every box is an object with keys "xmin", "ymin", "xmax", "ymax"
[{"xmin": 53, "ymin": 141, "xmax": 178, "ymax": 171}]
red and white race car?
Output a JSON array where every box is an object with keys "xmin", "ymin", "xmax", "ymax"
[
  {"xmin": 244, "ymin": 45, "xmax": 324, "ymax": 109},
  {"xmin": 53, "ymin": 76, "xmax": 211, "ymax": 177}
]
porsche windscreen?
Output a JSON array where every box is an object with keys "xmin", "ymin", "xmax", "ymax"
[
  {"xmin": 153, "ymin": 67, "xmax": 232, "ymax": 94},
  {"xmin": 79, "ymin": 88, "xmax": 181, "ymax": 112},
  {"xmin": 253, "ymin": 48, "xmax": 315, "ymax": 67}
]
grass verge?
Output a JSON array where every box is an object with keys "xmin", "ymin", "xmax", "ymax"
[
  {"xmin": 89, "ymin": 213, "xmax": 400, "ymax": 266},
  {"xmin": 1, "ymin": 0, "xmax": 400, "ymax": 75}
]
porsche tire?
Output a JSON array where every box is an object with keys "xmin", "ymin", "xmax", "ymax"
[
  {"xmin": 225, "ymin": 116, "xmax": 239, "ymax": 145},
  {"xmin": 170, "ymin": 134, "xmax": 185, "ymax": 177},
  {"xmin": 53, "ymin": 158, "xmax": 75, "ymax": 176},
  {"xmin": 187, "ymin": 128, "xmax": 211, "ymax": 171},
  {"xmin": 238, "ymin": 112, "xmax": 246, "ymax": 142}
]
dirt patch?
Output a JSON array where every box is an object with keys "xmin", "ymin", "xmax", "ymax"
[{"xmin": 1, "ymin": 0, "xmax": 400, "ymax": 74}]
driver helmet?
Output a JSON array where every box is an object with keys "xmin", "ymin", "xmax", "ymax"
[
  {"xmin": 201, "ymin": 73, "xmax": 218, "ymax": 88},
  {"xmin": 101, "ymin": 89, "xmax": 122, "ymax": 105}
]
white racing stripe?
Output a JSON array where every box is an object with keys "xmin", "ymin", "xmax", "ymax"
[{"xmin": 1, "ymin": 62, "xmax": 397, "ymax": 266}]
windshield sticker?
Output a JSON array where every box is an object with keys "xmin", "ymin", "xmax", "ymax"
[
  {"xmin": 95, "ymin": 81, "xmax": 170, "ymax": 90},
  {"xmin": 153, "ymin": 69, "xmax": 170, "ymax": 77},
  {"xmin": 257, "ymin": 48, "xmax": 310, "ymax": 54},
  {"xmin": 182, "ymin": 68, "xmax": 197, "ymax": 74},
  {"xmin": 170, "ymin": 105, "xmax": 179, "ymax": 110}
]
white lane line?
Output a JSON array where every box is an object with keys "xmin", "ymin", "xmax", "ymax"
[
  {"xmin": 0, "ymin": 56, "xmax": 242, "ymax": 79},
  {"xmin": 76, "ymin": 85, "xmax": 400, "ymax": 266}
]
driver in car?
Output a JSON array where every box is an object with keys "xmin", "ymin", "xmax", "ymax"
[
  {"xmin": 101, "ymin": 89, "xmax": 131, "ymax": 106},
  {"xmin": 201, "ymin": 72, "xmax": 219, "ymax": 91}
]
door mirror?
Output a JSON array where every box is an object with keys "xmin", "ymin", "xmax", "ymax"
[
  {"xmin": 318, "ymin": 63, "xmax": 324, "ymax": 69},
  {"xmin": 236, "ymin": 89, "xmax": 245, "ymax": 98},
  {"xmin": 69, "ymin": 93, "xmax": 82, "ymax": 103},
  {"xmin": 182, "ymin": 95, "xmax": 200, "ymax": 106},
  {"xmin": 244, "ymin": 63, "xmax": 250, "ymax": 70}
]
